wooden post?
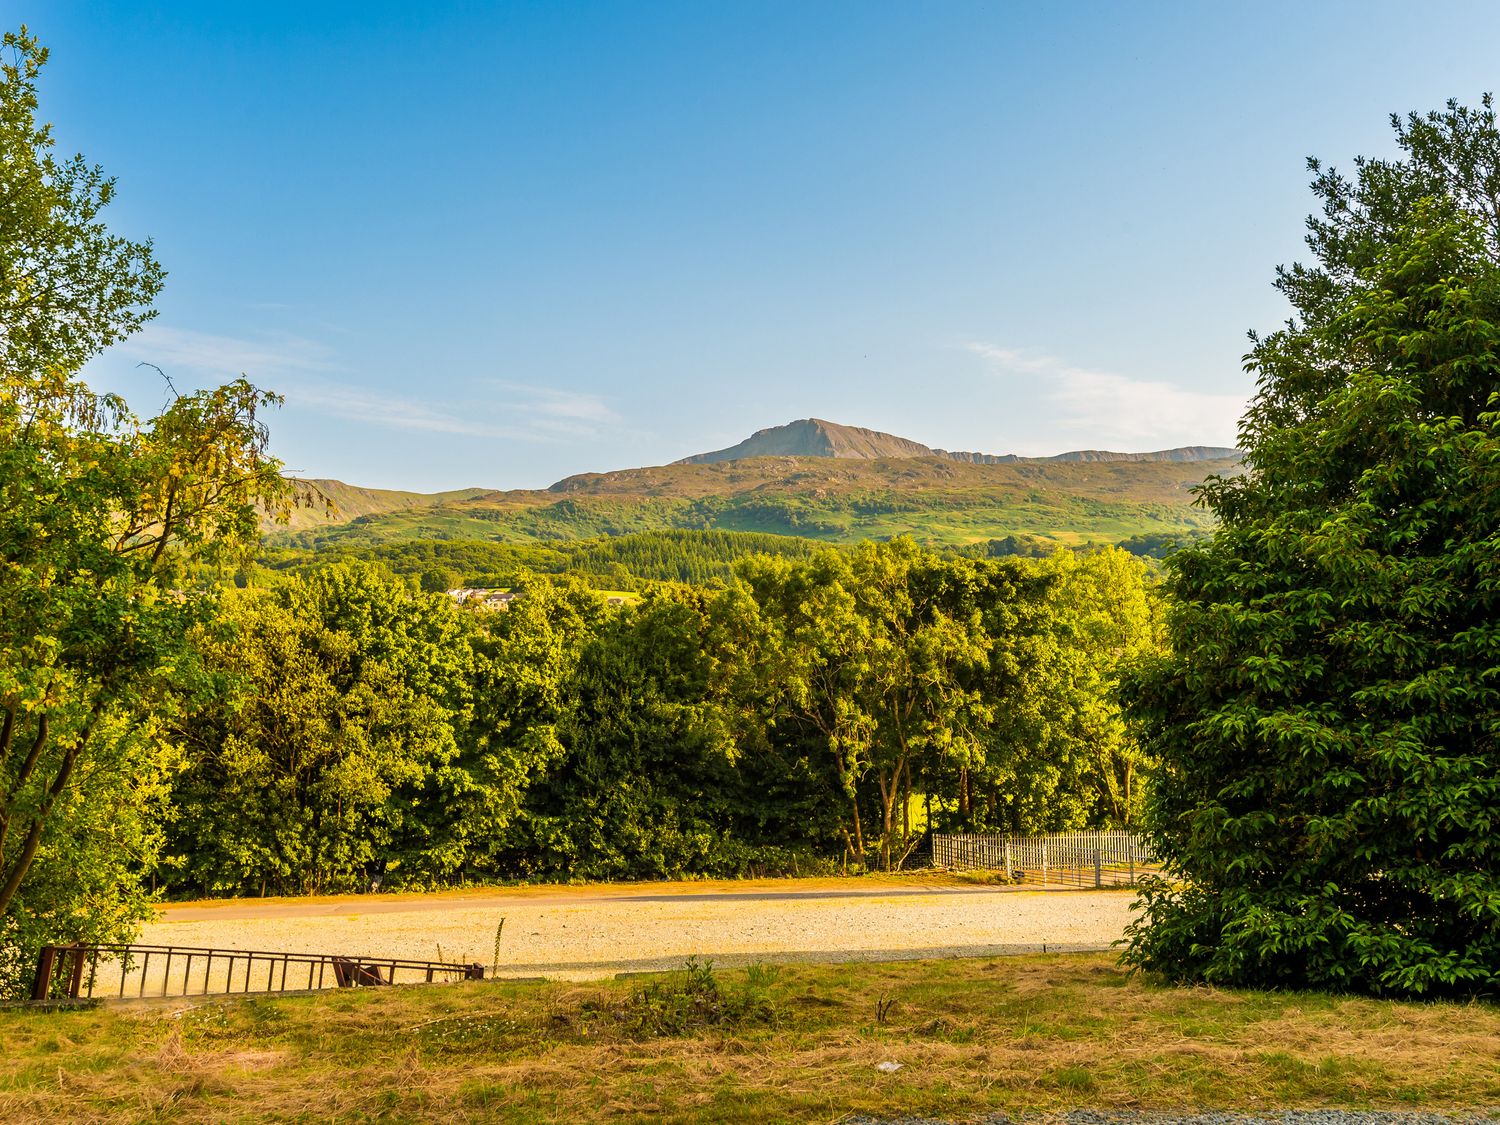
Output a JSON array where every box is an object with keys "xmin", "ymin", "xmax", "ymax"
[
  {"xmin": 1042, "ymin": 841, "xmax": 1048, "ymax": 887},
  {"xmin": 1094, "ymin": 832, "xmax": 1103, "ymax": 888},
  {"xmin": 1004, "ymin": 839, "xmax": 1013, "ymax": 881},
  {"xmin": 31, "ymin": 946, "xmax": 58, "ymax": 1001},
  {"xmin": 66, "ymin": 946, "xmax": 86, "ymax": 999}
]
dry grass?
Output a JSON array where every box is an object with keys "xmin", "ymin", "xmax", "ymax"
[{"xmin": 2, "ymin": 952, "xmax": 1498, "ymax": 1123}]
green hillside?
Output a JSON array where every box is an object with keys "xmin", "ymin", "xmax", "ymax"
[
  {"xmin": 266, "ymin": 454, "xmax": 1240, "ymax": 551},
  {"xmin": 275, "ymin": 479, "xmax": 490, "ymax": 532}
]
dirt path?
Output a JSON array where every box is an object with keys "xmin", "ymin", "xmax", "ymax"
[{"xmin": 143, "ymin": 879, "xmax": 1138, "ymax": 980}]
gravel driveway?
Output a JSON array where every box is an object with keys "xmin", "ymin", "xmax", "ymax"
[{"xmin": 139, "ymin": 880, "xmax": 1137, "ymax": 982}]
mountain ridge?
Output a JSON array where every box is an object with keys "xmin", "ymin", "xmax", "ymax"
[
  {"xmin": 264, "ymin": 419, "xmax": 1245, "ymax": 547},
  {"xmin": 676, "ymin": 417, "xmax": 1239, "ymax": 467}
]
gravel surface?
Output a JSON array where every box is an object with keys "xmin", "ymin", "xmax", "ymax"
[{"xmin": 134, "ymin": 882, "xmax": 1136, "ymax": 984}]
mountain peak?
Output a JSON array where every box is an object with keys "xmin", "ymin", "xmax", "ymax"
[
  {"xmin": 676, "ymin": 418, "xmax": 935, "ymax": 464},
  {"xmin": 675, "ymin": 419, "xmax": 1242, "ymax": 468}
]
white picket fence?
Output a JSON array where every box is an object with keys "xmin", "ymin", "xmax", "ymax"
[{"xmin": 931, "ymin": 830, "xmax": 1156, "ymax": 887}]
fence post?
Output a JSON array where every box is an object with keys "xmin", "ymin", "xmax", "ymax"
[
  {"xmin": 1004, "ymin": 839, "xmax": 1013, "ymax": 880},
  {"xmin": 31, "ymin": 947, "xmax": 58, "ymax": 1001},
  {"xmin": 66, "ymin": 946, "xmax": 86, "ymax": 999},
  {"xmin": 1094, "ymin": 832, "xmax": 1103, "ymax": 888},
  {"xmin": 1041, "ymin": 841, "xmax": 1048, "ymax": 887}
]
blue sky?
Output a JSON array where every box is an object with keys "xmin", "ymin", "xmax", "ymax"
[{"xmin": 28, "ymin": 1, "xmax": 1500, "ymax": 489}]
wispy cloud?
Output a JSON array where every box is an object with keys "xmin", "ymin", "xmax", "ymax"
[
  {"xmin": 477, "ymin": 380, "xmax": 619, "ymax": 434},
  {"xmin": 125, "ymin": 325, "xmax": 619, "ymax": 442},
  {"xmin": 282, "ymin": 377, "xmax": 617, "ymax": 443},
  {"xmin": 965, "ymin": 343, "xmax": 1246, "ymax": 448},
  {"xmin": 286, "ymin": 382, "xmax": 546, "ymax": 440},
  {"xmin": 129, "ymin": 324, "xmax": 338, "ymax": 376}
]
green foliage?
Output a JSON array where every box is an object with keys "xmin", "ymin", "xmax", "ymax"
[
  {"xmin": 950, "ymin": 534, "xmax": 1058, "ymax": 559},
  {"xmin": 493, "ymin": 589, "xmax": 747, "ymax": 880},
  {"xmin": 588, "ymin": 959, "xmax": 783, "ymax": 1038},
  {"xmin": 419, "ymin": 566, "xmax": 460, "ymax": 593},
  {"xmin": 166, "ymin": 538, "xmax": 1159, "ymax": 889},
  {"xmin": 1113, "ymin": 530, "xmax": 1211, "ymax": 560},
  {"xmin": 455, "ymin": 576, "xmax": 609, "ymax": 878},
  {"xmin": 740, "ymin": 542, "xmax": 1002, "ymax": 869},
  {"xmin": 260, "ymin": 529, "xmax": 819, "ymax": 590},
  {"xmin": 0, "ymin": 27, "xmax": 288, "ymax": 997},
  {"xmin": 167, "ymin": 563, "xmax": 492, "ymax": 895},
  {"xmin": 977, "ymin": 549, "xmax": 1163, "ymax": 832},
  {"xmin": 1123, "ymin": 97, "xmax": 1500, "ymax": 997},
  {"xmin": 0, "ymin": 29, "xmax": 163, "ymax": 375},
  {"xmin": 736, "ymin": 542, "xmax": 1161, "ymax": 867}
]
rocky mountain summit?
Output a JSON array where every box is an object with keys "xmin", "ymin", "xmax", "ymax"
[{"xmin": 677, "ymin": 418, "xmax": 1239, "ymax": 466}]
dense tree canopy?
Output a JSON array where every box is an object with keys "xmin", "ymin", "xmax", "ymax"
[
  {"xmin": 158, "ymin": 543, "xmax": 1160, "ymax": 896},
  {"xmin": 1124, "ymin": 98, "xmax": 1500, "ymax": 997},
  {"xmin": 166, "ymin": 564, "xmax": 485, "ymax": 895},
  {"xmin": 0, "ymin": 27, "xmax": 288, "ymax": 996}
]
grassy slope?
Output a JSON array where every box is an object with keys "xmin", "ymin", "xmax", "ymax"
[
  {"xmin": 4, "ymin": 952, "xmax": 1496, "ymax": 1123},
  {"xmin": 269, "ymin": 455, "xmax": 1241, "ymax": 550},
  {"xmin": 275, "ymin": 480, "xmax": 491, "ymax": 532}
]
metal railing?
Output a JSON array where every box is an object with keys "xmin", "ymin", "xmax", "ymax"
[
  {"xmin": 30, "ymin": 943, "xmax": 485, "ymax": 1002},
  {"xmin": 932, "ymin": 830, "xmax": 1157, "ymax": 887}
]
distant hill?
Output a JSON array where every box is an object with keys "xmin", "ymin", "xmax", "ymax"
[
  {"xmin": 267, "ymin": 455, "xmax": 1243, "ymax": 553},
  {"xmin": 273, "ymin": 479, "xmax": 490, "ymax": 532},
  {"xmin": 261, "ymin": 419, "xmax": 1245, "ymax": 551},
  {"xmin": 675, "ymin": 418, "xmax": 1239, "ymax": 466},
  {"xmin": 1042, "ymin": 446, "xmax": 1242, "ymax": 463}
]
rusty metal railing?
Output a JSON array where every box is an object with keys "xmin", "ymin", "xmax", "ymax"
[{"xmin": 30, "ymin": 943, "xmax": 485, "ymax": 1002}]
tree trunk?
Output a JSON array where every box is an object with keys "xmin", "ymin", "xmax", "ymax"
[
  {"xmin": 901, "ymin": 758, "xmax": 911, "ymax": 844},
  {"xmin": 877, "ymin": 768, "xmax": 895, "ymax": 872},
  {"xmin": 0, "ymin": 712, "xmax": 86, "ymax": 920},
  {"xmin": 851, "ymin": 792, "xmax": 865, "ymax": 864}
]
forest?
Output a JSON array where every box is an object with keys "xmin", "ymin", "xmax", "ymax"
[{"xmin": 163, "ymin": 539, "xmax": 1159, "ymax": 897}]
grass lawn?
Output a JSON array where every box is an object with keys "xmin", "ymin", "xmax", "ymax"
[{"xmin": 2, "ymin": 952, "xmax": 1496, "ymax": 1123}]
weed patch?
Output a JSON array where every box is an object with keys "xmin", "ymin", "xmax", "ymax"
[{"xmin": 583, "ymin": 959, "xmax": 783, "ymax": 1039}]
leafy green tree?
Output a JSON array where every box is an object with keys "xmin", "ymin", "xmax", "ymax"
[
  {"xmin": 736, "ymin": 549, "xmax": 876, "ymax": 861},
  {"xmin": 167, "ymin": 564, "xmax": 481, "ymax": 895},
  {"xmin": 973, "ymin": 549, "xmax": 1160, "ymax": 831},
  {"xmin": 740, "ymin": 540, "xmax": 1004, "ymax": 870},
  {"xmin": 0, "ymin": 28, "xmax": 287, "ymax": 995},
  {"xmin": 1124, "ymin": 99, "xmax": 1500, "ymax": 996},
  {"xmin": 497, "ymin": 589, "xmax": 743, "ymax": 879},
  {"xmin": 456, "ymin": 575, "xmax": 608, "ymax": 878},
  {"xmin": 419, "ymin": 566, "xmax": 461, "ymax": 593},
  {"xmin": 0, "ymin": 29, "xmax": 162, "ymax": 377}
]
